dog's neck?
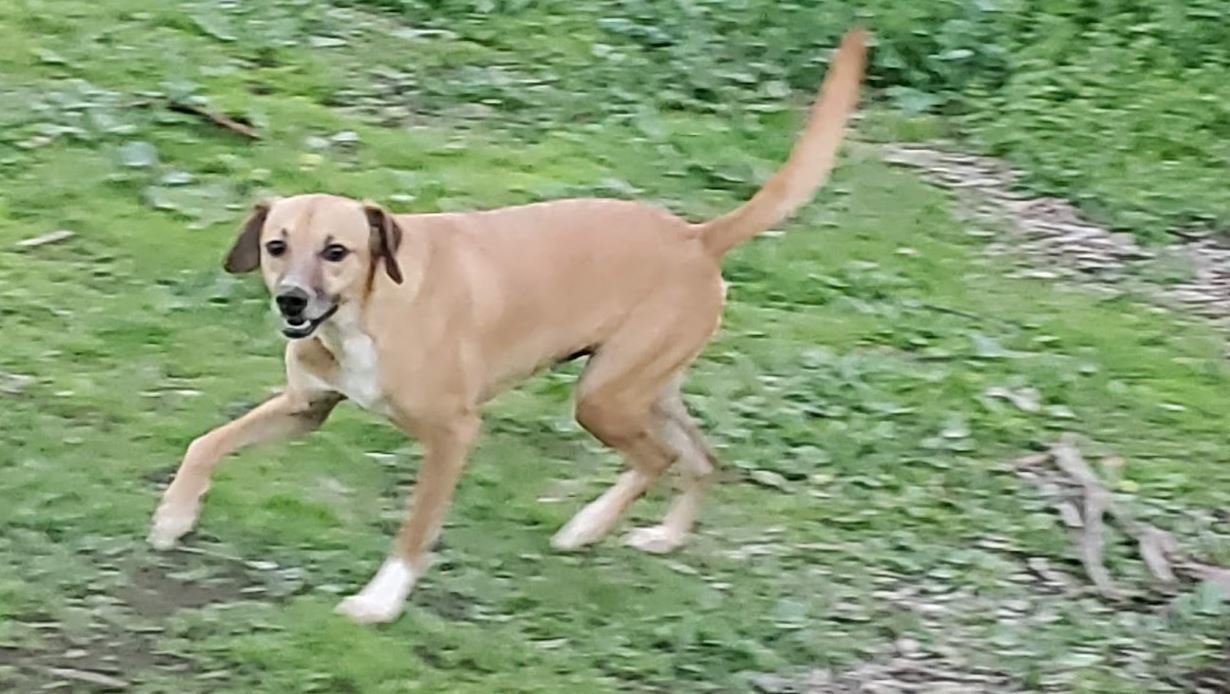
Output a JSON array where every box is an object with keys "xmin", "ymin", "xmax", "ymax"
[
  {"xmin": 315, "ymin": 302, "xmax": 372, "ymax": 361},
  {"xmin": 312, "ymin": 302, "xmax": 388, "ymax": 412}
]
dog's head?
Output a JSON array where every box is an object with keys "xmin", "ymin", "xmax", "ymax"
[{"xmin": 223, "ymin": 194, "xmax": 404, "ymax": 339}]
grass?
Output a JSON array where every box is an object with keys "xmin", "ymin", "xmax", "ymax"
[{"xmin": 2, "ymin": 1, "xmax": 1230, "ymax": 691}]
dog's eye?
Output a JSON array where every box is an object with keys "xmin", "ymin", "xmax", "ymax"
[
  {"xmin": 264, "ymin": 239, "xmax": 287, "ymax": 257},
  {"xmin": 322, "ymin": 244, "xmax": 349, "ymax": 262}
]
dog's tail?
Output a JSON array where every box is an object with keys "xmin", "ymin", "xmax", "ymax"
[{"xmin": 698, "ymin": 29, "xmax": 867, "ymax": 259}]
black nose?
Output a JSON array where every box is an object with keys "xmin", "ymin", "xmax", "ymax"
[{"xmin": 275, "ymin": 287, "xmax": 309, "ymax": 318}]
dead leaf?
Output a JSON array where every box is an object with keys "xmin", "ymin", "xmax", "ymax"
[
  {"xmin": 749, "ymin": 469, "xmax": 790, "ymax": 491},
  {"xmin": 970, "ymin": 332, "xmax": 1011, "ymax": 359},
  {"xmin": 119, "ymin": 140, "xmax": 158, "ymax": 168},
  {"xmin": 985, "ymin": 386, "xmax": 1042, "ymax": 412},
  {"xmin": 0, "ymin": 372, "xmax": 34, "ymax": 395},
  {"xmin": 45, "ymin": 667, "xmax": 129, "ymax": 690},
  {"xmin": 749, "ymin": 672, "xmax": 794, "ymax": 693},
  {"xmin": 308, "ymin": 35, "xmax": 349, "ymax": 48},
  {"xmin": 15, "ymin": 229, "xmax": 75, "ymax": 249}
]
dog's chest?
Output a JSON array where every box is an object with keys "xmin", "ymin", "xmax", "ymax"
[{"xmin": 318, "ymin": 329, "xmax": 387, "ymax": 413}]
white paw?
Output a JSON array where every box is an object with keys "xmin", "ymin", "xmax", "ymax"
[
  {"xmin": 551, "ymin": 515, "xmax": 607, "ymax": 551},
  {"xmin": 335, "ymin": 558, "xmax": 416, "ymax": 625},
  {"xmin": 335, "ymin": 593, "xmax": 405, "ymax": 624},
  {"xmin": 622, "ymin": 525, "xmax": 686, "ymax": 554},
  {"xmin": 147, "ymin": 504, "xmax": 199, "ymax": 550}
]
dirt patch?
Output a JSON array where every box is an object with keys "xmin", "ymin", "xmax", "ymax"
[
  {"xmin": 749, "ymin": 654, "xmax": 1015, "ymax": 693},
  {"xmin": 115, "ymin": 550, "xmax": 266, "ymax": 619},
  {"xmin": 413, "ymin": 585, "xmax": 476, "ymax": 622},
  {"xmin": 0, "ymin": 614, "xmax": 190, "ymax": 692},
  {"xmin": 882, "ymin": 145, "xmax": 1230, "ymax": 338},
  {"xmin": 0, "ymin": 548, "xmax": 300, "ymax": 690}
]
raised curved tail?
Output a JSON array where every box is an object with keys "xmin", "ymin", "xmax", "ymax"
[{"xmin": 699, "ymin": 29, "xmax": 868, "ymax": 258}]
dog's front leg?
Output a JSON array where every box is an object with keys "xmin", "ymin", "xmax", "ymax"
[
  {"xmin": 335, "ymin": 412, "xmax": 478, "ymax": 625},
  {"xmin": 148, "ymin": 390, "xmax": 340, "ymax": 549}
]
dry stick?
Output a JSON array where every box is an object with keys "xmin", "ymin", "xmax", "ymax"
[
  {"xmin": 1081, "ymin": 485, "xmax": 1118, "ymax": 597},
  {"xmin": 1053, "ymin": 437, "xmax": 1184, "ymax": 586},
  {"xmin": 1138, "ymin": 526, "xmax": 1178, "ymax": 584},
  {"xmin": 167, "ymin": 100, "xmax": 259, "ymax": 139},
  {"xmin": 1050, "ymin": 436, "xmax": 1119, "ymax": 597},
  {"xmin": 1023, "ymin": 436, "xmax": 1230, "ymax": 599},
  {"xmin": 901, "ymin": 299, "xmax": 1026, "ymax": 330}
]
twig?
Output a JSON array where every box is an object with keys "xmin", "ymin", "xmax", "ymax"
[
  {"xmin": 903, "ymin": 299, "xmax": 1025, "ymax": 330},
  {"xmin": 1078, "ymin": 483, "xmax": 1117, "ymax": 597},
  {"xmin": 1049, "ymin": 438, "xmax": 1120, "ymax": 596},
  {"xmin": 167, "ymin": 100, "xmax": 259, "ymax": 139},
  {"xmin": 1138, "ymin": 527, "xmax": 1178, "ymax": 584},
  {"xmin": 1015, "ymin": 437, "xmax": 1230, "ymax": 599}
]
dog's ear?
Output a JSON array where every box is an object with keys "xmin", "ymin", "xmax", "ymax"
[
  {"xmin": 363, "ymin": 201, "xmax": 404, "ymax": 285},
  {"xmin": 224, "ymin": 199, "xmax": 274, "ymax": 274}
]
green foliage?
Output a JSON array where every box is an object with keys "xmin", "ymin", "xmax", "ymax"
[
  {"xmin": 13, "ymin": 0, "xmax": 1227, "ymax": 235},
  {"xmin": 342, "ymin": 0, "xmax": 1230, "ymax": 237},
  {"xmin": 3, "ymin": 1, "xmax": 1230, "ymax": 691}
]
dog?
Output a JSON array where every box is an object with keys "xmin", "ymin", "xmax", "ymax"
[{"xmin": 149, "ymin": 29, "xmax": 866, "ymax": 624}]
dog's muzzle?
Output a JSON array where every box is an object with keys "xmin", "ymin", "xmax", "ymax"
[{"xmin": 275, "ymin": 286, "xmax": 338, "ymax": 339}]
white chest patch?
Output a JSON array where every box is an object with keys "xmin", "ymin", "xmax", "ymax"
[{"xmin": 317, "ymin": 318, "xmax": 388, "ymax": 413}]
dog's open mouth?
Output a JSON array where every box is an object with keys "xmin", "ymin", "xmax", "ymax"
[{"xmin": 281, "ymin": 304, "xmax": 339, "ymax": 339}]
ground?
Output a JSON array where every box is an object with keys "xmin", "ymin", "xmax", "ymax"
[{"xmin": 2, "ymin": 2, "xmax": 1230, "ymax": 692}]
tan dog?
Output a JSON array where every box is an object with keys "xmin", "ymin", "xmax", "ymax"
[{"xmin": 149, "ymin": 30, "xmax": 866, "ymax": 624}]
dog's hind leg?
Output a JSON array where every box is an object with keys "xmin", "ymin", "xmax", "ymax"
[
  {"xmin": 551, "ymin": 284, "xmax": 722, "ymax": 551},
  {"xmin": 621, "ymin": 380, "xmax": 718, "ymax": 554},
  {"xmin": 550, "ymin": 392, "xmax": 677, "ymax": 551}
]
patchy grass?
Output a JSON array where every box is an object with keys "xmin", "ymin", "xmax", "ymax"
[{"xmin": 2, "ymin": 1, "xmax": 1229, "ymax": 691}]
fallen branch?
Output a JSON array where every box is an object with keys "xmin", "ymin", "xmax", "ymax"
[
  {"xmin": 167, "ymin": 100, "xmax": 259, "ymax": 140},
  {"xmin": 1014, "ymin": 435, "xmax": 1230, "ymax": 600}
]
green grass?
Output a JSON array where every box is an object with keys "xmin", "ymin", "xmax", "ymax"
[{"xmin": 2, "ymin": 1, "xmax": 1230, "ymax": 692}]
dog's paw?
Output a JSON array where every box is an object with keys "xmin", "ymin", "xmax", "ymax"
[
  {"xmin": 335, "ymin": 593, "xmax": 405, "ymax": 625},
  {"xmin": 147, "ymin": 504, "xmax": 198, "ymax": 550},
  {"xmin": 550, "ymin": 518, "xmax": 606, "ymax": 551},
  {"xmin": 335, "ymin": 558, "xmax": 416, "ymax": 625},
  {"xmin": 622, "ymin": 525, "xmax": 686, "ymax": 554}
]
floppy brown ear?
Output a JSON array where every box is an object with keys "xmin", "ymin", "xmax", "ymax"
[
  {"xmin": 224, "ymin": 199, "xmax": 274, "ymax": 273},
  {"xmin": 363, "ymin": 201, "xmax": 404, "ymax": 284}
]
